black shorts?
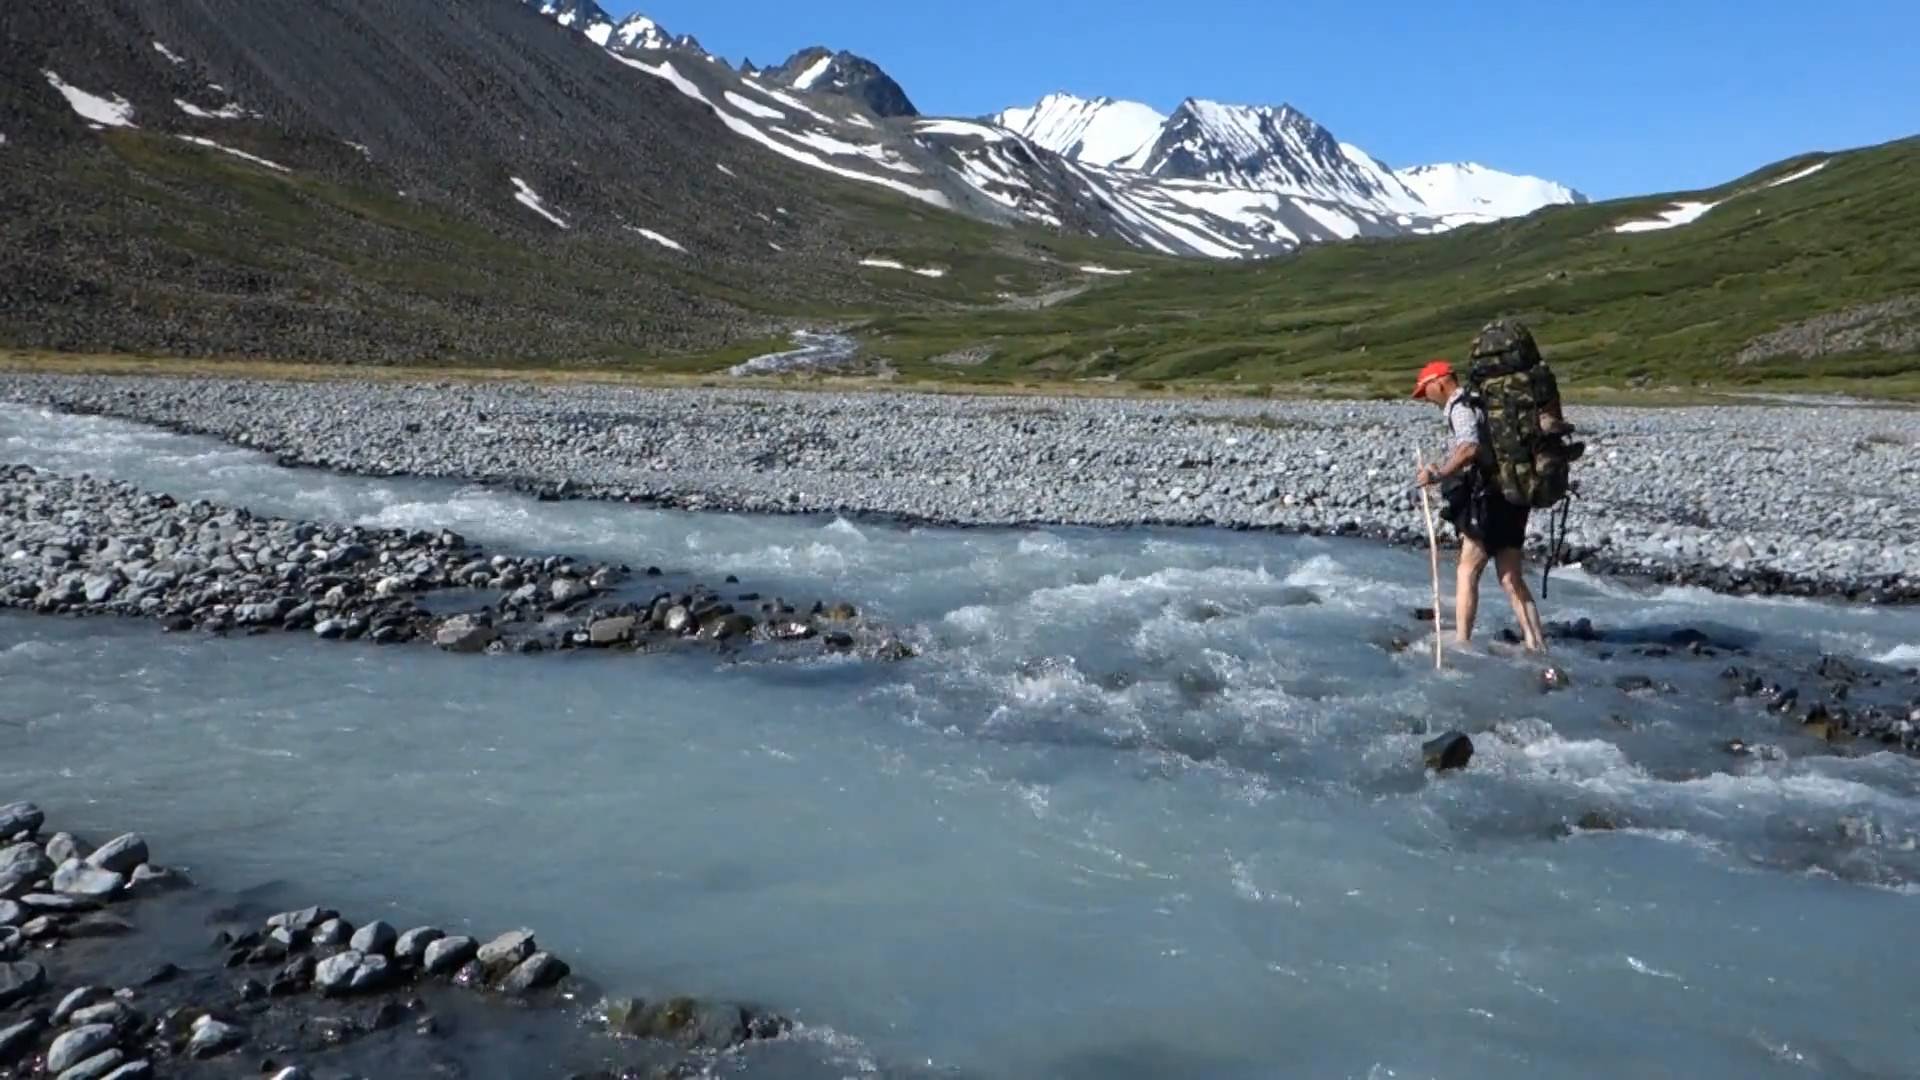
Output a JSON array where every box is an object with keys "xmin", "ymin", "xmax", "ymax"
[
  {"xmin": 1467, "ymin": 494, "xmax": 1531, "ymax": 553},
  {"xmin": 1441, "ymin": 476, "xmax": 1530, "ymax": 553}
]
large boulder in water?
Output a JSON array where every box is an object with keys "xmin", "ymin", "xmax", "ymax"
[
  {"xmin": 434, "ymin": 614, "xmax": 496, "ymax": 653},
  {"xmin": 1423, "ymin": 732, "xmax": 1474, "ymax": 772}
]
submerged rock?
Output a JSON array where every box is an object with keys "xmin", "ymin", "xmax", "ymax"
[
  {"xmin": 0, "ymin": 960, "xmax": 46, "ymax": 1007},
  {"xmin": 187, "ymin": 1016, "xmax": 244, "ymax": 1058},
  {"xmin": 0, "ymin": 1016, "xmax": 45, "ymax": 1064},
  {"xmin": 61, "ymin": 1048, "xmax": 128, "ymax": 1080},
  {"xmin": 605, "ymin": 996, "xmax": 791, "ymax": 1049}
]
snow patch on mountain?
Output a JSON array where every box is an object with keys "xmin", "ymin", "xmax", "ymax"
[
  {"xmin": 608, "ymin": 53, "xmax": 952, "ymax": 209},
  {"xmin": 43, "ymin": 71, "xmax": 136, "ymax": 128},
  {"xmin": 793, "ymin": 54, "xmax": 835, "ymax": 91},
  {"xmin": 153, "ymin": 41, "xmax": 186, "ymax": 65},
  {"xmin": 1612, "ymin": 158, "xmax": 1828, "ymax": 234},
  {"xmin": 1615, "ymin": 200, "xmax": 1717, "ymax": 233},
  {"xmin": 1395, "ymin": 162, "xmax": 1585, "ymax": 221},
  {"xmin": 724, "ymin": 90, "xmax": 783, "ymax": 120},
  {"xmin": 176, "ymin": 99, "xmax": 255, "ymax": 120},
  {"xmin": 177, "ymin": 135, "xmax": 289, "ymax": 172},
  {"xmin": 1767, "ymin": 160, "xmax": 1829, "ymax": 187},
  {"xmin": 993, "ymin": 93, "xmax": 1166, "ymax": 168},
  {"xmin": 510, "ymin": 177, "xmax": 568, "ymax": 228},
  {"xmin": 861, "ymin": 258, "xmax": 946, "ymax": 278},
  {"xmin": 628, "ymin": 226, "xmax": 686, "ymax": 252}
]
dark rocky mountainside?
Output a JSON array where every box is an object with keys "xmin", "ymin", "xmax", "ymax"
[
  {"xmin": 762, "ymin": 47, "xmax": 919, "ymax": 118},
  {"xmin": 0, "ymin": 0, "xmax": 1076, "ymax": 365}
]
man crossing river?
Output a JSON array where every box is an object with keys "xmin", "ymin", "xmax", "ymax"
[{"xmin": 1411, "ymin": 356, "xmax": 1549, "ymax": 652}]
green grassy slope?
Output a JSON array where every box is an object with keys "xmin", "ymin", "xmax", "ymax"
[{"xmin": 856, "ymin": 137, "xmax": 1920, "ymax": 397}]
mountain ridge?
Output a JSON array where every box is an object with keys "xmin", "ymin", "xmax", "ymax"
[{"xmin": 995, "ymin": 90, "xmax": 1581, "ymax": 223}]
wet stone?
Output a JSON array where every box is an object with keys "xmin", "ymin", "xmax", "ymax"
[
  {"xmin": 54, "ymin": 985, "xmax": 112, "ymax": 1024},
  {"xmin": 0, "ymin": 1016, "xmax": 45, "ymax": 1064},
  {"xmin": 44, "ymin": 833, "xmax": 87, "ymax": 866},
  {"xmin": 0, "ymin": 803, "xmax": 42, "ymax": 839},
  {"xmin": 187, "ymin": 1016, "xmax": 245, "ymax": 1058},
  {"xmin": 312, "ymin": 918, "xmax": 352, "ymax": 946},
  {"xmin": 59, "ymin": 1048, "xmax": 127, "ymax": 1080},
  {"xmin": 0, "ymin": 959, "xmax": 46, "ymax": 1006},
  {"xmin": 394, "ymin": 926, "xmax": 443, "ymax": 964},
  {"xmin": 266, "ymin": 906, "xmax": 336, "ymax": 933},
  {"xmin": 52, "ymin": 862, "xmax": 125, "ymax": 899},
  {"xmin": 1423, "ymin": 732, "xmax": 1475, "ymax": 772},
  {"xmin": 475, "ymin": 929, "xmax": 536, "ymax": 970},
  {"xmin": 348, "ymin": 919, "xmax": 397, "ymax": 956},
  {"xmin": 499, "ymin": 952, "xmax": 569, "ymax": 994},
  {"xmin": 66, "ymin": 913, "xmax": 136, "ymax": 939},
  {"xmin": 422, "ymin": 935, "xmax": 476, "ymax": 975},
  {"xmin": 139, "ymin": 963, "xmax": 181, "ymax": 987},
  {"xmin": 270, "ymin": 956, "xmax": 315, "ymax": 996},
  {"xmin": 47, "ymin": 1023, "xmax": 118, "ymax": 1073},
  {"xmin": 85, "ymin": 834, "xmax": 148, "ymax": 875}
]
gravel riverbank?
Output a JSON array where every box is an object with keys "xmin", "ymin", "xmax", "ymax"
[
  {"xmin": 0, "ymin": 464, "xmax": 897, "ymax": 659},
  {"xmin": 2, "ymin": 375, "xmax": 1916, "ymax": 601}
]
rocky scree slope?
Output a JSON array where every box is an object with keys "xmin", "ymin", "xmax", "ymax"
[{"xmin": 0, "ymin": 0, "xmax": 1098, "ymax": 365}]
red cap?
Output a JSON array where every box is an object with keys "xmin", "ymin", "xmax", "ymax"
[{"xmin": 1412, "ymin": 359, "xmax": 1453, "ymax": 399}]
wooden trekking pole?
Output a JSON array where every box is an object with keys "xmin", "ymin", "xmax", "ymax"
[{"xmin": 1415, "ymin": 449, "xmax": 1445, "ymax": 671}]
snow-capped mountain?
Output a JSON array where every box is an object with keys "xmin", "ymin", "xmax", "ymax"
[
  {"xmin": 1132, "ymin": 100, "xmax": 1427, "ymax": 215},
  {"xmin": 517, "ymin": 6, "xmax": 1575, "ymax": 258},
  {"xmin": 992, "ymin": 94, "xmax": 1166, "ymax": 168},
  {"xmin": 762, "ymin": 48, "xmax": 918, "ymax": 118},
  {"xmin": 995, "ymin": 91, "xmax": 1582, "ymax": 225},
  {"xmin": 1394, "ymin": 162, "xmax": 1588, "ymax": 222}
]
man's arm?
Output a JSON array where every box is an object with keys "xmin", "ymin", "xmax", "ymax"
[{"xmin": 1418, "ymin": 440, "xmax": 1478, "ymax": 487}]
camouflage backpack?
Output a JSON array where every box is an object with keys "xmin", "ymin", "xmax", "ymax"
[{"xmin": 1463, "ymin": 318, "xmax": 1582, "ymax": 509}]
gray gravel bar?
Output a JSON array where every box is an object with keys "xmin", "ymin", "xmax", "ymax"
[{"xmin": 4, "ymin": 374, "xmax": 1917, "ymax": 601}]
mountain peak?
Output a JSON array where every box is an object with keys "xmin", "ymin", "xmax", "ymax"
[
  {"xmin": 765, "ymin": 48, "xmax": 918, "ymax": 117},
  {"xmin": 533, "ymin": 0, "xmax": 619, "ymax": 46},
  {"xmin": 992, "ymin": 93, "xmax": 1168, "ymax": 168},
  {"xmin": 612, "ymin": 13, "xmax": 670, "ymax": 50}
]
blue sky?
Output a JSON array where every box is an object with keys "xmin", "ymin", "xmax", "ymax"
[{"xmin": 615, "ymin": 0, "xmax": 1917, "ymax": 200}]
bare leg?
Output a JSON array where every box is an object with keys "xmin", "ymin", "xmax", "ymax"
[
  {"xmin": 1495, "ymin": 548, "xmax": 1547, "ymax": 652},
  {"xmin": 1455, "ymin": 539, "xmax": 1490, "ymax": 645}
]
